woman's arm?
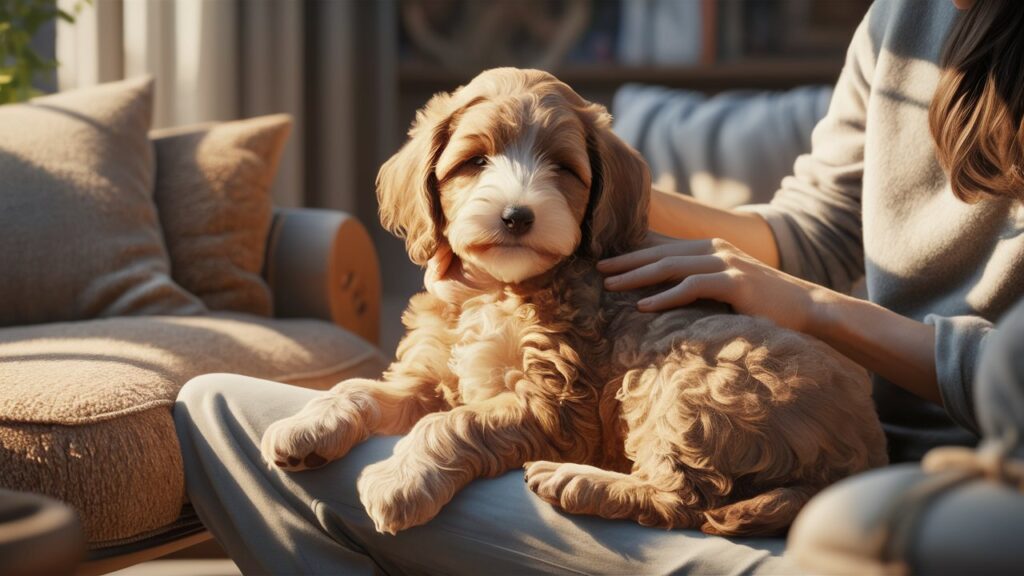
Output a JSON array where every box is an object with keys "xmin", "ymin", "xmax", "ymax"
[
  {"xmin": 648, "ymin": 2, "xmax": 880, "ymax": 292},
  {"xmin": 623, "ymin": 5, "xmax": 947, "ymax": 403},
  {"xmin": 599, "ymin": 237, "xmax": 941, "ymax": 404},
  {"xmin": 649, "ymin": 187, "xmax": 780, "ymax": 268},
  {"xmin": 812, "ymin": 291, "xmax": 939, "ymax": 404}
]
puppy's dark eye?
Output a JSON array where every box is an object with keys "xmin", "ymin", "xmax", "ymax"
[
  {"xmin": 469, "ymin": 155, "xmax": 488, "ymax": 167},
  {"xmin": 556, "ymin": 164, "xmax": 581, "ymax": 181}
]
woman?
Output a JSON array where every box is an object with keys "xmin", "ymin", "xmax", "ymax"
[
  {"xmin": 603, "ymin": 0, "xmax": 1024, "ymax": 464},
  {"xmin": 175, "ymin": 0, "xmax": 1024, "ymax": 573}
]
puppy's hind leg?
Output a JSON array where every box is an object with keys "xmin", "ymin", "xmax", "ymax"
[
  {"xmin": 524, "ymin": 462, "xmax": 703, "ymax": 529},
  {"xmin": 701, "ymin": 485, "xmax": 816, "ymax": 536}
]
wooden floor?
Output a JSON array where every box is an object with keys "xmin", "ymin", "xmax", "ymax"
[
  {"xmin": 110, "ymin": 559, "xmax": 241, "ymax": 576},
  {"xmin": 107, "ymin": 539, "xmax": 241, "ymax": 576}
]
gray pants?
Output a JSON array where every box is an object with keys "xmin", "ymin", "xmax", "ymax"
[{"xmin": 173, "ymin": 375, "xmax": 793, "ymax": 575}]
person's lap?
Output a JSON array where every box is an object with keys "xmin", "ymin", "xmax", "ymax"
[{"xmin": 174, "ymin": 374, "xmax": 794, "ymax": 575}]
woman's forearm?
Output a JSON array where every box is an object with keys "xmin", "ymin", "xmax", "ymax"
[
  {"xmin": 649, "ymin": 187, "xmax": 780, "ymax": 268},
  {"xmin": 809, "ymin": 290, "xmax": 940, "ymax": 404}
]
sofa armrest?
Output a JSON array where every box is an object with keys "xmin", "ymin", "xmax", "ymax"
[{"xmin": 264, "ymin": 208, "xmax": 381, "ymax": 345}]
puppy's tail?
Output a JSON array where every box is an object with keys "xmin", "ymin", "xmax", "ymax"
[{"xmin": 700, "ymin": 486, "xmax": 815, "ymax": 536}]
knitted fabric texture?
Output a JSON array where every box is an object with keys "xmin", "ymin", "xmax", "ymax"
[
  {"xmin": 0, "ymin": 313, "xmax": 387, "ymax": 543},
  {"xmin": 0, "ymin": 76, "xmax": 204, "ymax": 326},
  {"xmin": 152, "ymin": 115, "xmax": 292, "ymax": 316}
]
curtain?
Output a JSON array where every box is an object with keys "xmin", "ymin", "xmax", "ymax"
[{"xmin": 55, "ymin": 0, "xmax": 362, "ymax": 211}]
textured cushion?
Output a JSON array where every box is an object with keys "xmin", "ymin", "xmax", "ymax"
[
  {"xmin": 152, "ymin": 116, "xmax": 292, "ymax": 316},
  {"xmin": 0, "ymin": 314, "xmax": 387, "ymax": 544},
  {"xmin": 0, "ymin": 76, "xmax": 205, "ymax": 327}
]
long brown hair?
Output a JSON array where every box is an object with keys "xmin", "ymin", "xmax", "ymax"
[{"xmin": 929, "ymin": 0, "xmax": 1024, "ymax": 202}]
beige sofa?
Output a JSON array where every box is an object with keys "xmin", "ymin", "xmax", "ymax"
[
  {"xmin": 0, "ymin": 76, "xmax": 390, "ymax": 572},
  {"xmin": 0, "ymin": 207, "xmax": 387, "ymax": 574}
]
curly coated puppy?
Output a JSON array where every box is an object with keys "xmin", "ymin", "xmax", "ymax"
[{"xmin": 261, "ymin": 67, "xmax": 888, "ymax": 536}]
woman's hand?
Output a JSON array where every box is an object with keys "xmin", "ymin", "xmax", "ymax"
[
  {"xmin": 599, "ymin": 231, "xmax": 941, "ymax": 403},
  {"xmin": 598, "ymin": 232, "xmax": 834, "ymax": 334}
]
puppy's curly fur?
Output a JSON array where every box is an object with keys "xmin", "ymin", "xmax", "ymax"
[{"xmin": 262, "ymin": 68, "xmax": 888, "ymax": 536}]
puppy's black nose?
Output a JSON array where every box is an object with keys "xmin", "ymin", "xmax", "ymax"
[{"xmin": 501, "ymin": 206, "xmax": 534, "ymax": 235}]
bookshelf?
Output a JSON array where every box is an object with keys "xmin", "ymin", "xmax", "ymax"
[
  {"xmin": 399, "ymin": 58, "xmax": 846, "ymax": 93},
  {"xmin": 396, "ymin": 0, "xmax": 869, "ymax": 104}
]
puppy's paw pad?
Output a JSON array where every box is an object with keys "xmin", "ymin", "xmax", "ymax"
[
  {"xmin": 304, "ymin": 453, "xmax": 328, "ymax": 468},
  {"xmin": 271, "ymin": 455, "xmax": 303, "ymax": 469},
  {"xmin": 268, "ymin": 451, "xmax": 332, "ymax": 472}
]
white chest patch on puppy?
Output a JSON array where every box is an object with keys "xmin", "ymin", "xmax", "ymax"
[{"xmin": 449, "ymin": 294, "xmax": 533, "ymax": 404}]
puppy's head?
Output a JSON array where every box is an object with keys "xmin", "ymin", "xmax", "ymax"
[{"xmin": 377, "ymin": 67, "xmax": 650, "ymax": 284}]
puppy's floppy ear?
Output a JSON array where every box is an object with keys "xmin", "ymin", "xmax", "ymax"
[
  {"xmin": 376, "ymin": 91, "xmax": 456, "ymax": 266},
  {"xmin": 584, "ymin": 113, "xmax": 651, "ymax": 259}
]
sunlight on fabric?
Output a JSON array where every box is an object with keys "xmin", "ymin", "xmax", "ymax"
[
  {"xmin": 123, "ymin": 0, "xmax": 175, "ymax": 127},
  {"xmin": 173, "ymin": 0, "xmax": 200, "ymax": 124},
  {"xmin": 56, "ymin": 0, "xmax": 121, "ymax": 88},
  {"xmin": 174, "ymin": 0, "xmax": 238, "ymax": 125}
]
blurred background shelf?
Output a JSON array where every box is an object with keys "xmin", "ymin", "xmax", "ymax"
[
  {"xmin": 399, "ymin": 58, "xmax": 846, "ymax": 93},
  {"xmin": 394, "ymin": 0, "xmax": 867, "ymax": 115}
]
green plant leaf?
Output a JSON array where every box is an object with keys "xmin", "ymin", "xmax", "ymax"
[{"xmin": 0, "ymin": 0, "xmax": 87, "ymax": 103}]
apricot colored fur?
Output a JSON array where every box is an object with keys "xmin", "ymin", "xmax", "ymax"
[{"xmin": 261, "ymin": 68, "xmax": 887, "ymax": 536}]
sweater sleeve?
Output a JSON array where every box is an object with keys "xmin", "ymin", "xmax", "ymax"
[
  {"xmin": 925, "ymin": 314, "xmax": 994, "ymax": 434},
  {"xmin": 737, "ymin": 9, "xmax": 876, "ymax": 294}
]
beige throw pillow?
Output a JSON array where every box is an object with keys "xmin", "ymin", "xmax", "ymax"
[
  {"xmin": 152, "ymin": 115, "xmax": 292, "ymax": 316},
  {"xmin": 0, "ymin": 77, "xmax": 205, "ymax": 327}
]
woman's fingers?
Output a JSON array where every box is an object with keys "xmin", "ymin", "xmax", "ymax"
[
  {"xmin": 597, "ymin": 236, "xmax": 746, "ymax": 313},
  {"xmin": 604, "ymin": 255, "xmax": 725, "ymax": 291},
  {"xmin": 597, "ymin": 238, "xmax": 716, "ymax": 274},
  {"xmin": 636, "ymin": 273, "xmax": 732, "ymax": 312}
]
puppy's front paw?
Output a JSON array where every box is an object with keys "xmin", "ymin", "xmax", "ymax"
[
  {"xmin": 524, "ymin": 461, "xmax": 614, "ymax": 513},
  {"xmin": 260, "ymin": 393, "xmax": 365, "ymax": 471},
  {"xmin": 524, "ymin": 460, "xmax": 577, "ymax": 508},
  {"xmin": 357, "ymin": 457, "xmax": 449, "ymax": 535}
]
